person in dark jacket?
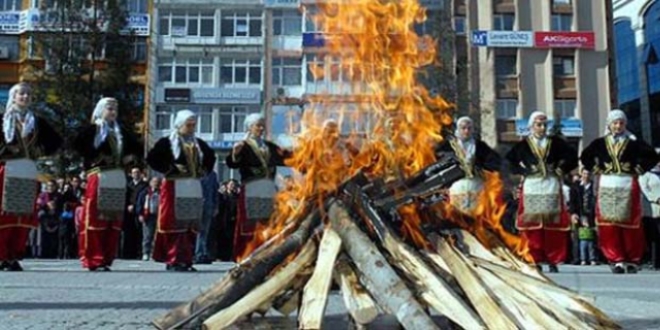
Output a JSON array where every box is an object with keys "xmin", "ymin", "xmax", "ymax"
[{"xmin": 134, "ymin": 176, "xmax": 161, "ymax": 261}]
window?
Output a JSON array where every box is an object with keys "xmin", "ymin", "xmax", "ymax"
[
  {"xmin": 0, "ymin": 0, "xmax": 19, "ymax": 10},
  {"xmin": 158, "ymin": 58, "xmax": 214, "ymax": 85},
  {"xmin": 273, "ymin": 9, "xmax": 302, "ymax": 36},
  {"xmin": 126, "ymin": 0, "xmax": 147, "ymax": 13},
  {"xmin": 155, "ymin": 105, "xmax": 213, "ymax": 133},
  {"xmin": 552, "ymin": 0, "xmax": 571, "ymax": 4},
  {"xmin": 551, "ymin": 14, "xmax": 572, "ymax": 31},
  {"xmin": 220, "ymin": 58, "xmax": 261, "ymax": 85},
  {"xmin": 493, "ymin": 14, "xmax": 514, "ymax": 31},
  {"xmin": 155, "ymin": 106, "xmax": 173, "ymax": 130},
  {"xmin": 495, "ymin": 55, "xmax": 517, "ymax": 76},
  {"xmin": 272, "ymin": 57, "xmax": 302, "ymax": 86},
  {"xmin": 454, "ymin": 16, "xmax": 466, "ymax": 35},
  {"xmin": 219, "ymin": 106, "xmax": 259, "ymax": 134},
  {"xmin": 414, "ymin": 10, "xmax": 439, "ymax": 36},
  {"xmin": 306, "ymin": 54, "xmax": 325, "ymax": 82},
  {"xmin": 553, "ymin": 56, "xmax": 575, "ymax": 76},
  {"xmin": 496, "ymin": 99, "xmax": 518, "ymax": 119},
  {"xmin": 159, "ymin": 11, "xmax": 215, "ymax": 37},
  {"xmin": 221, "ymin": 10, "xmax": 262, "ymax": 37},
  {"xmin": 197, "ymin": 107, "xmax": 213, "ymax": 134},
  {"xmin": 131, "ymin": 39, "xmax": 147, "ymax": 62},
  {"xmin": 554, "ymin": 99, "xmax": 576, "ymax": 118},
  {"xmin": 304, "ymin": 6, "xmax": 321, "ymax": 32}
]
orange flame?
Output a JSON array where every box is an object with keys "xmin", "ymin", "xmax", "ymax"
[{"xmin": 238, "ymin": 0, "xmax": 524, "ymax": 260}]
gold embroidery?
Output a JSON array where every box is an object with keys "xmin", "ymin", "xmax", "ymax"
[
  {"xmin": 604, "ymin": 136, "xmax": 629, "ymax": 174},
  {"xmin": 182, "ymin": 141, "xmax": 200, "ymax": 178},
  {"xmin": 449, "ymin": 139, "xmax": 474, "ymax": 178},
  {"xmin": 525, "ymin": 137, "xmax": 552, "ymax": 177},
  {"xmin": 245, "ymin": 138, "xmax": 271, "ymax": 178}
]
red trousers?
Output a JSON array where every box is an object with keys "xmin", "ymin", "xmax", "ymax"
[
  {"xmin": 522, "ymin": 229, "xmax": 568, "ymax": 265},
  {"xmin": 79, "ymin": 172, "xmax": 122, "ymax": 269},
  {"xmin": 598, "ymin": 225, "xmax": 645, "ymax": 264},
  {"xmin": 152, "ymin": 179, "xmax": 195, "ymax": 266},
  {"xmin": 0, "ymin": 226, "xmax": 30, "ymax": 261}
]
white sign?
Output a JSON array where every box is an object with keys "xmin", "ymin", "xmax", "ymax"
[
  {"xmin": 125, "ymin": 14, "xmax": 150, "ymax": 36},
  {"xmin": 0, "ymin": 12, "xmax": 21, "ymax": 34},
  {"xmin": 264, "ymin": 0, "xmax": 300, "ymax": 7},
  {"xmin": 471, "ymin": 30, "xmax": 534, "ymax": 48}
]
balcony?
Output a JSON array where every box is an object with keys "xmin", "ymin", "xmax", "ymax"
[
  {"xmin": 553, "ymin": 76, "xmax": 576, "ymax": 99},
  {"xmin": 272, "ymin": 35, "xmax": 303, "ymax": 52}
]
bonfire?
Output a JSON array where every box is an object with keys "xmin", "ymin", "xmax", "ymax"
[{"xmin": 153, "ymin": 1, "xmax": 620, "ymax": 329}]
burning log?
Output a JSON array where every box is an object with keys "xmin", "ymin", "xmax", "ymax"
[
  {"xmin": 152, "ymin": 207, "xmax": 323, "ymax": 330},
  {"xmin": 327, "ymin": 201, "xmax": 440, "ymax": 330},
  {"xmin": 332, "ymin": 256, "xmax": 379, "ymax": 326},
  {"xmin": 202, "ymin": 240, "xmax": 318, "ymax": 330},
  {"xmin": 298, "ymin": 227, "xmax": 343, "ymax": 329}
]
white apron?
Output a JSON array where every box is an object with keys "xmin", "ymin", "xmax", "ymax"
[{"xmin": 3, "ymin": 158, "xmax": 38, "ymax": 215}]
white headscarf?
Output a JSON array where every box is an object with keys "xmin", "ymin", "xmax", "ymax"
[
  {"xmin": 453, "ymin": 116, "xmax": 475, "ymax": 162},
  {"xmin": 3, "ymin": 83, "xmax": 36, "ymax": 144},
  {"xmin": 170, "ymin": 109, "xmax": 203, "ymax": 160},
  {"xmin": 527, "ymin": 111, "xmax": 547, "ymax": 128},
  {"xmin": 91, "ymin": 97, "xmax": 123, "ymax": 151},
  {"xmin": 604, "ymin": 109, "xmax": 636, "ymax": 140},
  {"xmin": 244, "ymin": 113, "xmax": 265, "ymax": 134}
]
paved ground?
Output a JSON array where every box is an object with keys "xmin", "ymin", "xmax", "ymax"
[{"xmin": 1, "ymin": 260, "xmax": 659, "ymax": 330}]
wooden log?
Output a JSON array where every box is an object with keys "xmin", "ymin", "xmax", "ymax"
[
  {"xmin": 473, "ymin": 258, "xmax": 621, "ymax": 330},
  {"xmin": 345, "ymin": 200, "xmax": 484, "ymax": 329},
  {"xmin": 272, "ymin": 268, "xmax": 313, "ymax": 316},
  {"xmin": 333, "ymin": 255, "xmax": 379, "ymax": 325},
  {"xmin": 475, "ymin": 266, "xmax": 568, "ymax": 329},
  {"xmin": 152, "ymin": 208, "xmax": 323, "ymax": 330},
  {"xmin": 433, "ymin": 237, "xmax": 518, "ymax": 330},
  {"xmin": 328, "ymin": 201, "xmax": 440, "ymax": 330},
  {"xmin": 202, "ymin": 240, "xmax": 318, "ymax": 330},
  {"xmin": 298, "ymin": 227, "xmax": 343, "ymax": 329}
]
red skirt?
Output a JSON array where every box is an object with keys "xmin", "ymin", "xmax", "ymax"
[
  {"xmin": 78, "ymin": 172, "xmax": 122, "ymax": 269},
  {"xmin": 0, "ymin": 163, "xmax": 38, "ymax": 262},
  {"xmin": 232, "ymin": 186, "xmax": 255, "ymax": 261},
  {"xmin": 152, "ymin": 179, "xmax": 195, "ymax": 265}
]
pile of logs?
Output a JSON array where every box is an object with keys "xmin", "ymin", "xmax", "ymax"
[{"xmin": 152, "ymin": 156, "xmax": 620, "ymax": 330}]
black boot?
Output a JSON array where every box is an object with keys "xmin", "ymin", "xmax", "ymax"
[
  {"xmin": 548, "ymin": 264, "xmax": 559, "ymax": 273},
  {"xmin": 8, "ymin": 260, "xmax": 23, "ymax": 271},
  {"xmin": 0, "ymin": 261, "xmax": 9, "ymax": 271}
]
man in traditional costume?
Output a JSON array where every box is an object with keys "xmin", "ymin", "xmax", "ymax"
[
  {"xmin": 146, "ymin": 110, "xmax": 215, "ymax": 271},
  {"xmin": 506, "ymin": 111, "xmax": 578, "ymax": 273},
  {"xmin": 580, "ymin": 109, "xmax": 659, "ymax": 274},
  {"xmin": 226, "ymin": 113, "xmax": 291, "ymax": 261},
  {"xmin": 74, "ymin": 97, "xmax": 142, "ymax": 271},
  {"xmin": 0, "ymin": 83, "xmax": 61, "ymax": 271},
  {"xmin": 435, "ymin": 116, "xmax": 501, "ymax": 219}
]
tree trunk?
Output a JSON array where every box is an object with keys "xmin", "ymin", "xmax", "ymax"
[
  {"xmin": 328, "ymin": 201, "xmax": 440, "ymax": 330},
  {"xmin": 299, "ymin": 228, "xmax": 343, "ymax": 329},
  {"xmin": 152, "ymin": 208, "xmax": 322, "ymax": 330},
  {"xmin": 202, "ymin": 240, "xmax": 318, "ymax": 330}
]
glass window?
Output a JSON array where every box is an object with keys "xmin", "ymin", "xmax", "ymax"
[
  {"xmin": 221, "ymin": 10, "xmax": 262, "ymax": 37},
  {"xmin": 157, "ymin": 58, "xmax": 215, "ymax": 85},
  {"xmin": 493, "ymin": 14, "xmax": 514, "ymax": 31},
  {"xmin": 126, "ymin": 0, "xmax": 148, "ymax": 13},
  {"xmin": 273, "ymin": 57, "xmax": 302, "ymax": 86},
  {"xmin": 495, "ymin": 55, "xmax": 517, "ymax": 76},
  {"xmin": 220, "ymin": 59, "xmax": 261, "ymax": 85},
  {"xmin": 159, "ymin": 17, "xmax": 170, "ymax": 35},
  {"xmin": 306, "ymin": 54, "xmax": 325, "ymax": 82},
  {"xmin": 200, "ymin": 18, "xmax": 214, "ymax": 37},
  {"xmin": 554, "ymin": 99, "xmax": 576, "ymax": 118},
  {"xmin": 553, "ymin": 56, "xmax": 575, "ymax": 76},
  {"xmin": 197, "ymin": 107, "xmax": 213, "ymax": 134},
  {"xmin": 155, "ymin": 106, "xmax": 173, "ymax": 130},
  {"xmin": 132, "ymin": 39, "xmax": 147, "ymax": 62},
  {"xmin": 496, "ymin": 99, "xmax": 518, "ymax": 119},
  {"xmin": 551, "ymin": 14, "xmax": 572, "ymax": 31},
  {"xmin": 159, "ymin": 11, "xmax": 215, "ymax": 37},
  {"xmin": 0, "ymin": 0, "xmax": 20, "ymax": 11},
  {"xmin": 304, "ymin": 6, "xmax": 320, "ymax": 32},
  {"xmin": 454, "ymin": 16, "xmax": 466, "ymax": 35},
  {"xmin": 553, "ymin": 0, "xmax": 571, "ymax": 4},
  {"xmin": 158, "ymin": 65, "xmax": 172, "ymax": 82},
  {"xmin": 273, "ymin": 9, "xmax": 302, "ymax": 36}
]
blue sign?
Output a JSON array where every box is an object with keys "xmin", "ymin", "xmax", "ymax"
[
  {"xmin": 0, "ymin": 11, "xmax": 21, "ymax": 34},
  {"xmin": 471, "ymin": 30, "xmax": 488, "ymax": 46},
  {"xmin": 515, "ymin": 118, "xmax": 583, "ymax": 137},
  {"xmin": 302, "ymin": 33, "xmax": 325, "ymax": 47},
  {"xmin": 209, "ymin": 141, "xmax": 234, "ymax": 150},
  {"xmin": 125, "ymin": 13, "xmax": 150, "ymax": 36}
]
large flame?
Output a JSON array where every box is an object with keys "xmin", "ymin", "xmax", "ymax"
[{"xmin": 238, "ymin": 0, "xmax": 526, "ymax": 261}]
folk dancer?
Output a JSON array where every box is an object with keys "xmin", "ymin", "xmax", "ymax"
[
  {"xmin": 435, "ymin": 116, "xmax": 501, "ymax": 221},
  {"xmin": 226, "ymin": 113, "xmax": 291, "ymax": 261},
  {"xmin": 580, "ymin": 109, "xmax": 659, "ymax": 274},
  {"xmin": 506, "ymin": 111, "xmax": 578, "ymax": 273},
  {"xmin": 74, "ymin": 97, "xmax": 142, "ymax": 271},
  {"xmin": 0, "ymin": 83, "xmax": 61, "ymax": 271},
  {"xmin": 146, "ymin": 110, "xmax": 215, "ymax": 271}
]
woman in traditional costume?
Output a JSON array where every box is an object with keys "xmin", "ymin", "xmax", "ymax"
[
  {"xmin": 74, "ymin": 97, "xmax": 142, "ymax": 271},
  {"xmin": 146, "ymin": 110, "xmax": 215, "ymax": 271},
  {"xmin": 505, "ymin": 111, "xmax": 578, "ymax": 273},
  {"xmin": 0, "ymin": 83, "xmax": 61, "ymax": 271},
  {"xmin": 580, "ymin": 109, "xmax": 659, "ymax": 274},
  {"xmin": 226, "ymin": 113, "xmax": 291, "ymax": 261},
  {"xmin": 435, "ymin": 116, "xmax": 501, "ymax": 218}
]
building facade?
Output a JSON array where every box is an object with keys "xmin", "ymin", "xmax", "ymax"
[
  {"xmin": 0, "ymin": 0, "xmax": 150, "ymax": 109},
  {"xmin": 460, "ymin": 0, "xmax": 613, "ymax": 151},
  {"xmin": 612, "ymin": 0, "xmax": 660, "ymax": 147}
]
